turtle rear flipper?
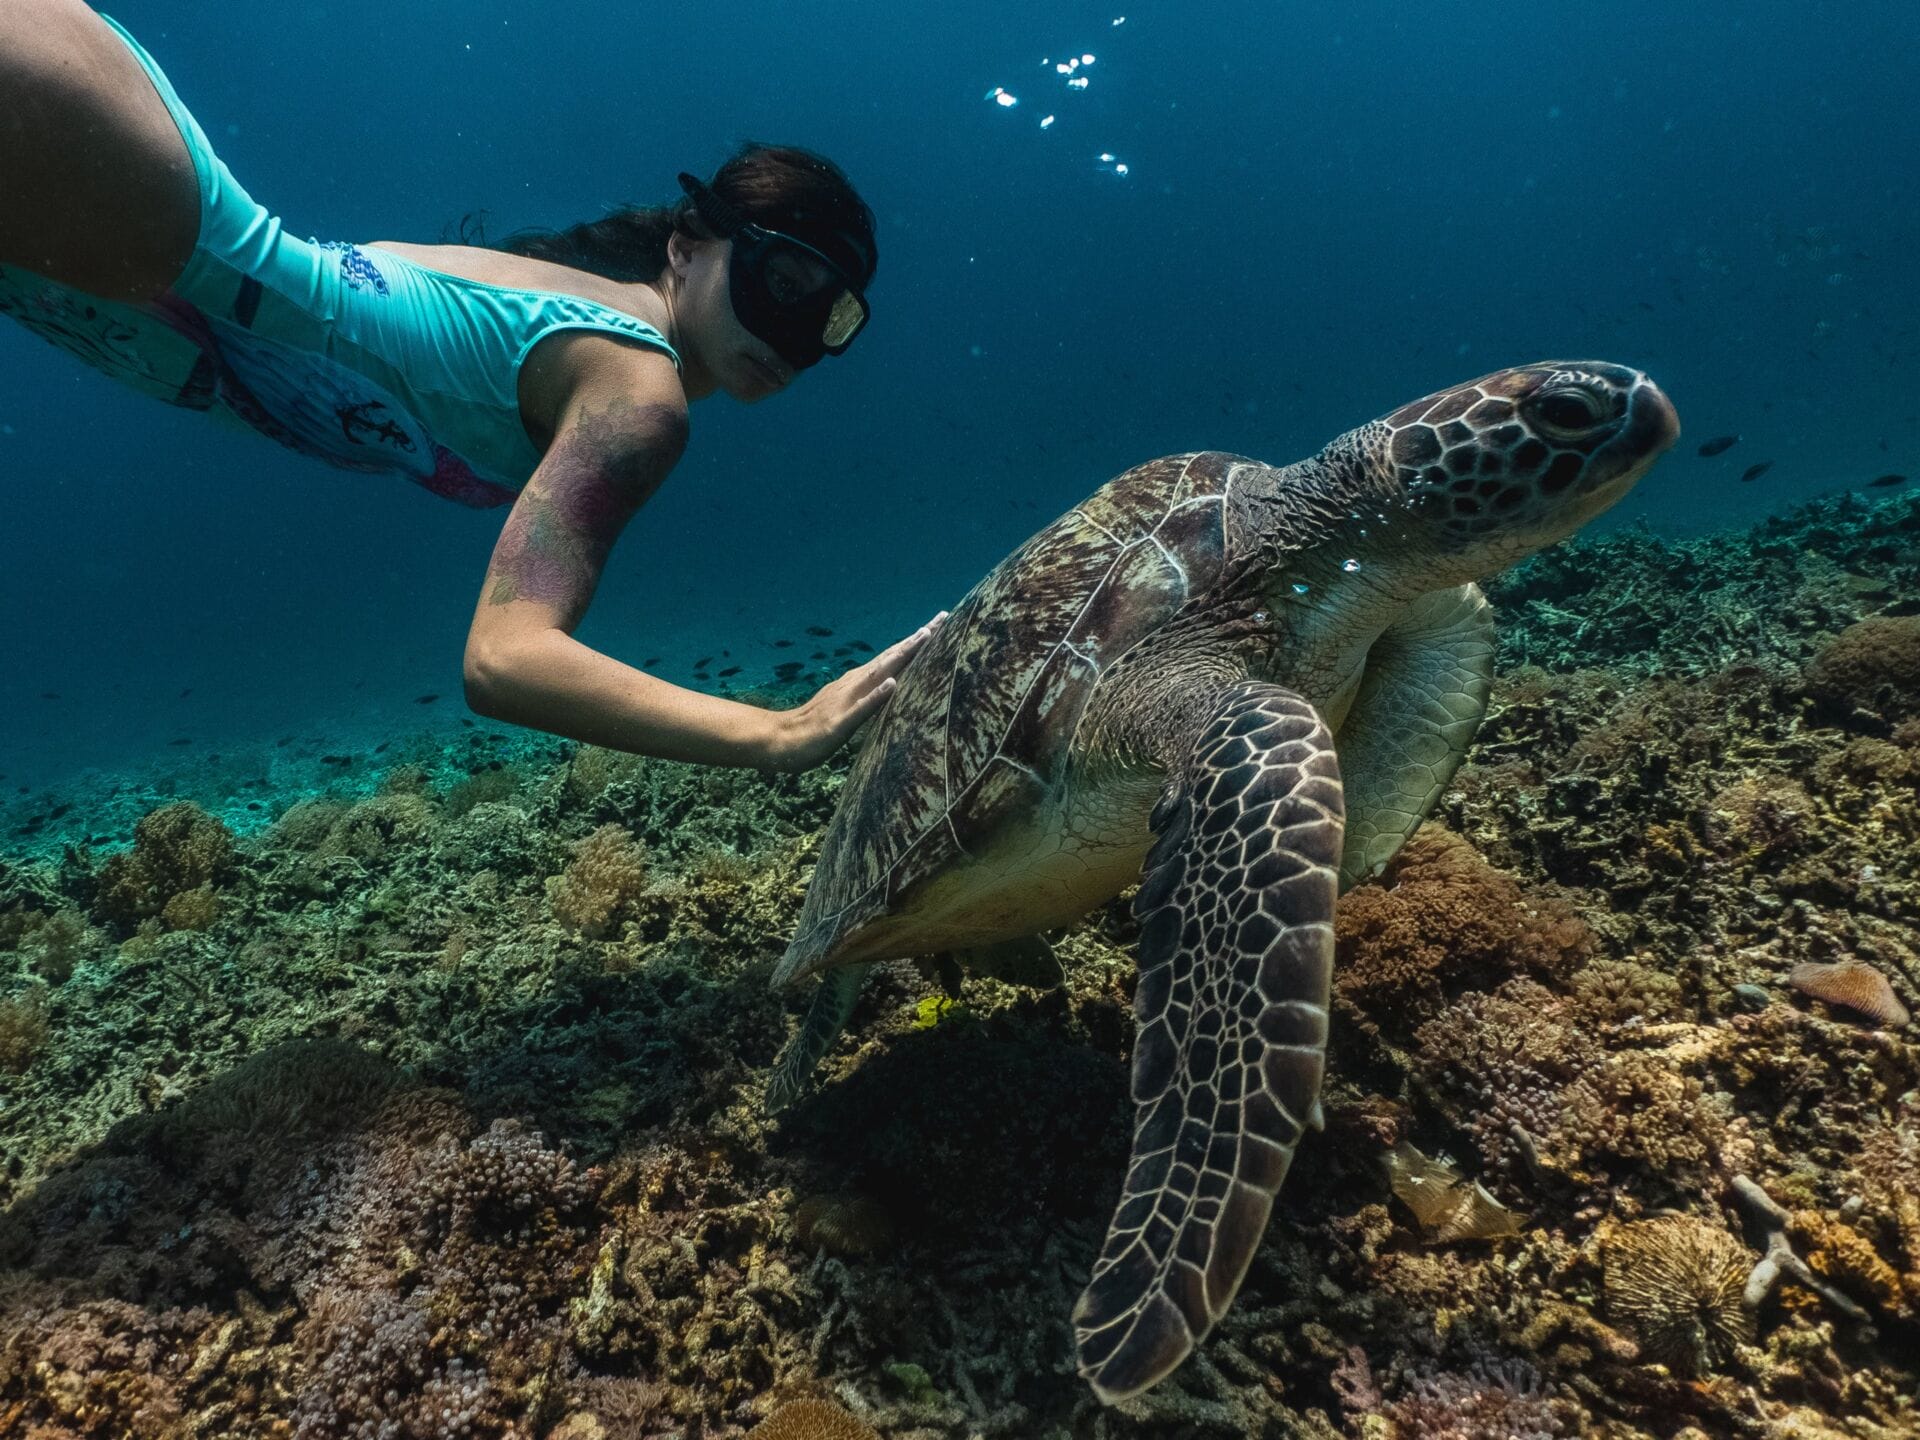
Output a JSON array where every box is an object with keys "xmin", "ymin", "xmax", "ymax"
[
  {"xmin": 766, "ymin": 963, "xmax": 871, "ymax": 1114},
  {"xmin": 1073, "ymin": 682, "xmax": 1342, "ymax": 1403}
]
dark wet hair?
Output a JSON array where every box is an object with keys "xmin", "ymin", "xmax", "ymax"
[{"xmin": 462, "ymin": 142, "xmax": 878, "ymax": 288}]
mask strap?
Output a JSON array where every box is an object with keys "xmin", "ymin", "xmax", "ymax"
[{"xmin": 676, "ymin": 172, "xmax": 748, "ymax": 238}]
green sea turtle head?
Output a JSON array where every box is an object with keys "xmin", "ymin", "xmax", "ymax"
[{"xmin": 1318, "ymin": 361, "xmax": 1680, "ymax": 586}]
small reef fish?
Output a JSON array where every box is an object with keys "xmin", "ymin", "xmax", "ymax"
[
  {"xmin": 718, "ymin": 666, "xmax": 741, "ymax": 677},
  {"xmin": 773, "ymin": 639, "xmax": 794, "ymax": 648},
  {"xmin": 1739, "ymin": 461, "xmax": 1773, "ymax": 483},
  {"xmin": 1697, "ymin": 434, "xmax": 1740, "ymax": 456},
  {"xmin": 850, "ymin": 640, "xmax": 875, "ymax": 653},
  {"xmin": 1868, "ymin": 473, "xmax": 1908, "ymax": 487},
  {"xmin": 168, "ymin": 737, "xmax": 192, "ymax": 746},
  {"xmin": 414, "ymin": 693, "xmax": 439, "ymax": 704},
  {"xmin": 642, "ymin": 657, "xmax": 661, "ymax": 668},
  {"xmin": 694, "ymin": 656, "xmax": 714, "ymax": 668},
  {"xmin": 39, "ymin": 691, "xmax": 58, "ymax": 700},
  {"xmin": 806, "ymin": 625, "xmax": 834, "ymax": 636}
]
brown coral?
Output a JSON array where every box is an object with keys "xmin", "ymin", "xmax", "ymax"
[
  {"xmin": 747, "ymin": 1399, "xmax": 882, "ymax": 1440},
  {"xmin": 160, "ymin": 882, "xmax": 220, "ymax": 932},
  {"xmin": 1601, "ymin": 1214, "xmax": 1755, "ymax": 1375},
  {"xmin": 547, "ymin": 824, "xmax": 650, "ymax": 938},
  {"xmin": 1335, "ymin": 825, "xmax": 1594, "ymax": 1034},
  {"xmin": 93, "ymin": 801, "xmax": 235, "ymax": 929},
  {"xmin": 1805, "ymin": 615, "xmax": 1920, "ymax": 721},
  {"xmin": 0, "ymin": 987, "xmax": 50, "ymax": 1073},
  {"xmin": 1787, "ymin": 958, "xmax": 1910, "ymax": 1028}
]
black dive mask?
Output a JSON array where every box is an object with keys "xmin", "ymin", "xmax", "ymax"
[{"xmin": 676, "ymin": 172, "xmax": 871, "ymax": 370}]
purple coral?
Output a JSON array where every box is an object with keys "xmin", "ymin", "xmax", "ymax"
[
  {"xmin": 1378, "ymin": 1357, "xmax": 1577, "ymax": 1440},
  {"xmin": 424, "ymin": 1118, "xmax": 595, "ymax": 1241},
  {"xmin": 292, "ymin": 1289, "xmax": 497, "ymax": 1440}
]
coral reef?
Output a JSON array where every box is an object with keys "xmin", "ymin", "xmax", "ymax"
[
  {"xmin": 91, "ymin": 799, "xmax": 235, "ymax": 929},
  {"xmin": 0, "ymin": 486, "xmax": 1917, "ymax": 1437}
]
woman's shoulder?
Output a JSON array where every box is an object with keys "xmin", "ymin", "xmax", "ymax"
[{"xmin": 521, "ymin": 326, "xmax": 688, "ymax": 456}]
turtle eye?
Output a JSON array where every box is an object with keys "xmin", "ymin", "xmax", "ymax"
[{"xmin": 1528, "ymin": 387, "xmax": 1606, "ymax": 439}]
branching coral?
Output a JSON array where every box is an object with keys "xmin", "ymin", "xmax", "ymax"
[
  {"xmin": 546, "ymin": 824, "xmax": 650, "ymax": 939},
  {"xmin": 93, "ymin": 801, "xmax": 235, "ymax": 930},
  {"xmin": 1413, "ymin": 982, "xmax": 1725, "ymax": 1191},
  {"xmin": 422, "ymin": 1117, "xmax": 596, "ymax": 1242},
  {"xmin": 1372, "ymin": 1355, "xmax": 1579, "ymax": 1440}
]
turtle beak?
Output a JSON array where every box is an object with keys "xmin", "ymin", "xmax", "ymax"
[{"xmin": 1584, "ymin": 374, "xmax": 1680, "ymax": 504}]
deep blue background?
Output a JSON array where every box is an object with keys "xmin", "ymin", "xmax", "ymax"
[{"xmin": 4, "ymin": 0, "xmax": 1917, "ymax": 786}]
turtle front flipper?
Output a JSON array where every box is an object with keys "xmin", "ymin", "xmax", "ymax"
[
  {"xmin": 1074, "ymin": 681, "xmax": 1342, "ymax": 1403},
  {"xmin": 1333, "ymin": 583, "xmax": 1494, "ymax": 889}
]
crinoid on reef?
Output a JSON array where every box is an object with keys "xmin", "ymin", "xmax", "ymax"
[{"xmin": 1, "ymin": 488, "xmax": 1918, "ymax": 1437}]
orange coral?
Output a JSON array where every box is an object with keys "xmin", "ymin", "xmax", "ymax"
[
  {"xmin": 1791, "ymin": 1210, "xmax": 1910, "ymax": 1320},
  {"xmin": 1335, "ymin": 825, "xmax": 1594, "ymax": 1034}
]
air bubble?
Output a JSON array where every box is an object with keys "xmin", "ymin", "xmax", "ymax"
[
  {"xmin": 1292, "ymin": 582, "xmax": 1311, "ymax": 595},
  {"xmin": 1342, "ymin": 558, "xmax": 1362, "ymax": 573}
]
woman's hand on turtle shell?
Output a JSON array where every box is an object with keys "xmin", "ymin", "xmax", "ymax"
[{"xmin": 763, "ymin": 612, "xmax": 947, "ymax": 771}]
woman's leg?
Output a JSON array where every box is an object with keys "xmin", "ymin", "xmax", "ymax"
[{"xmin": 0, "ymin": 0, "xmax": 199, "ymax": 301}]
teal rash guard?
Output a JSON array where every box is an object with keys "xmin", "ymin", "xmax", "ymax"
[{"xmin": 0, "ymin": 14, "xmax": 681, "ymax": 508}]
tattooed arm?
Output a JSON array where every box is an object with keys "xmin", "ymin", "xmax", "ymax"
[{"xmin": 463, "ymin": 343, "xmax": 939, "ymax": 770}]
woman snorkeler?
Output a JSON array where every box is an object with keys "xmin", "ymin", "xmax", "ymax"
[{"xmin": 0, "ymin": 0, "xmax": 942, "ymax": 770}]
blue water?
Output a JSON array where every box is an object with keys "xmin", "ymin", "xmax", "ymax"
[{"xmin": 4, "ymin": 0, "xmax": 1917, "ymax": 788}]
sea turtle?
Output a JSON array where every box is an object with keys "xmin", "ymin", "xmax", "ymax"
[{"xmin": 768, "ymin": 361, "xmax": 1679, "ymax": 1401}]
